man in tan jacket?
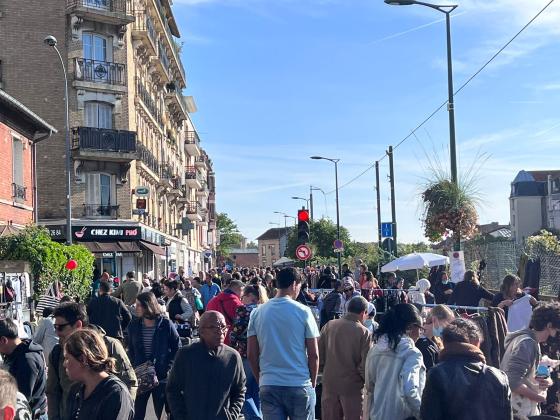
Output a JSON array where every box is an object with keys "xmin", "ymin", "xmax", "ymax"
[{"xmin": 319, "ymin": 296, "xmax": 372, "ymax": 420}]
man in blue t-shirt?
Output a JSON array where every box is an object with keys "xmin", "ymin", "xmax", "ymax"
[
  {"xmin": 247, "ymin": 267, "xmax": 320, "ymax": 420},
  {"xmin": 200, "ymin": 274, "xmax": 221, "ymax": 309}
]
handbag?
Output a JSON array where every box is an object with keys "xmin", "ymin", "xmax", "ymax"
[
  {"xmin": 36, "ymin": 285, "xmax": 60, "ymax": 315},
  {"xmin": 135, "ymin": 360, "xmax": 159, "ymax": 395}
]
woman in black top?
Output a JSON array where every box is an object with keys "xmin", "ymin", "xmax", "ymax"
[
  {"xmin": 64, "ymin": 329, "xmax": 133, "ymax": 420},
  {"xmin": 448, "ymin": 270, "xmax": 494, "ymax": 308},
  {"xmin": 416, "ymin": 304, "xmax": 455, "ymax": 371},
  {"xmin": 492, "ymin": 274, "xmax": 537, "ymax": 319}
]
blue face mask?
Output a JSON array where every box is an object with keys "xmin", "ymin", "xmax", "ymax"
[
  {"xmin": 433, "ymin": 326, "xmax": 444, "ymax": 337},
  {"xmin": 442, "ymin": 280, "xmax": 449, "ymax": 285}
]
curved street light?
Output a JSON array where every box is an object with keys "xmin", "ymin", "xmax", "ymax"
[
  {"xmin": 384, "ymin": 0, "xmax": 459, "ymax": 186},
  {"xmin": 310, "ymin": 156, "xmax": 341, "ymax": 277},
  {"xmin": 44, "ymin": 35, "xmax": 72, "ymax": 245}
]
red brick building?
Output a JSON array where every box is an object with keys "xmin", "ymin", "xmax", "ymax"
[{"xmin": 0, "ymin": 89, "xmax": 56, "ymax": 227}]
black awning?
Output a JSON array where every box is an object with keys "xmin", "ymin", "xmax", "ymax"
[
  {"xmin": 80, "ymin": 241, "xmax": 141, "ymax": 254},
  {"xmin": 139, "ymin": 240, "xmax": 166, "ymax": 256}
]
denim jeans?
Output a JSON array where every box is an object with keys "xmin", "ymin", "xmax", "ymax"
[
  {"xmin": 243, "ymin": 358, "xmax": 262, "ymax": 419},
  {"xmin": 260, "ymin": 385, "xmax": 316, "ymax": 420},
  {"xmin": 133, "ymin": 382, "xmax": 167, "ymax": 420}
]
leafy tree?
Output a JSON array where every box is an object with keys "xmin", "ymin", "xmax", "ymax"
[
  {"xmin": 0, "ymin": 226, "xmax": 94, "ymax": 301},
  {"xmin": 217, "ymin": 213, "xmax": 243, "ymax": 256},
  {"xmin": 286, "ymin": 218, "xmax": 351, "ymax": 260},
  {"xmin": 246, "ymin": 241, "xmax": 258, "ymax": 249}
]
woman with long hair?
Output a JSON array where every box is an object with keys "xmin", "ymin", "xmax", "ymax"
[
  {"xmin": 448, "ymin": 270, "xmax": 494, "ymax": 309},
  {"xmin": 364, "ymin": 303, "xmax": 425, "ymax": 420},
  {"xmin": 492, "ymin": 274, "xmax": 537, "ymax": 319},
  {"xmin": 127, "ymin": 292, "xmax": 180, "ymax": 420},
  {"xmin": 64, "ymin": 329, "xmax": 133, "ymax": 419},
  {"xmin": 416, "ymin": 304, "xmax": 455, "ymax": 371}
]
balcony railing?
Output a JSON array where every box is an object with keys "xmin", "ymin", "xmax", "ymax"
[
  {"xmin": 75, "ymin": 58, "xmax": 125, "ymax": 85},
  {"xmin": 137, "ymin": 143, "xmax": 160, "ymax": 174},
  {"xmin": 83, "ymin": 204, "xmax": 119, "ymax": 218},
  {"xmin": 12, "ymin": 183, "xmax": 26, "ymax": 201},
  {"xmin": 186, "ymin": 201, "xmax": 201, "ymax": 214},
  {"xmin": 158, "ymin": 40, "xmax": 170, "ymax": 75},
  {"xmin": 136, "ymin": 77, "xmax": 164, "ymax": 130},
  {"xmin": 66, "ymin": 0, "xmax": 132, "ymax": 14},
  {"xmin": 132, "ymin": 11, "xmax": 157, "ymax": 48},
  {"xmin": 185, "ymin": 131, "xmax": 200, "ymax": 146},
  {"xmin": 71, "ymin": 127, "xmax": 136, "ymax": 153},
  {"xmin": 185, "ymin": 166, "xmax": 197, "ymax": 179},
  {"xmin": 159, "ymin": 163, "xmax": 173, "ymax": 181}
]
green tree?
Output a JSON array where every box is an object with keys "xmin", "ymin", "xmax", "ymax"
[
  {"xmin": 217, "ymin": 213, "xmax": 243, "ymax": 256},
  {"xmin": 0, "ymin": 226, "xmax": 94, "ymax": 301},
  {"xmin": 286, "ymin": 218, "xmax": 351, "ymax": 260}
]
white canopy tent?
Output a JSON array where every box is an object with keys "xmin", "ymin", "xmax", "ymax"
[{"xmin": 381, "ymin": 252, "xmax": 449, "ymax": 273}]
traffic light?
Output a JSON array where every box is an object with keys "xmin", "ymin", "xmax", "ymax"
[{"xmin": 297, "ymin": 209, "xmax": 310, "ymax": 244}]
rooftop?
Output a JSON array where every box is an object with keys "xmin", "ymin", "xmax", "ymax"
[{"xmin": 257, "ymin": 227, "xmax": 290, "ymax": 241}]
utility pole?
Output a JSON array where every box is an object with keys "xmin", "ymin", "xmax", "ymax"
[
  {"xmin": 375, "ymin": 161, "xmax": 382, "ymax": 248},
  {"xmin": 387, "ymin": 146, "xmax": 397, "ymax": 256},
  {"xmin": 309, "ymin": 185, "xmax": 314, "ymax": 222}
]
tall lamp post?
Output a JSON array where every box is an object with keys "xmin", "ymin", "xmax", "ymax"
[
  {"xmin": 291, "ymin": 196, "xmax": 310, "ymax": 209},
  {"xmin": 44, "ymin": 35, "xmax": 72, "ymax": 245},
  {"xmin": 310, "ymin": 186, "xmax": 328, "ymax": 219},
  {"xmin": 384, "ymin": 0, "xmax": 458, "ymax": 186},
  {"xmin": 310, "ymin": 156, "xmax": 341, "ymax": 278}
]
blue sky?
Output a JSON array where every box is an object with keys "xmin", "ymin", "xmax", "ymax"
[{"xmin": 172, "ymin": 0, "xmax": 560, "ymax": 243}]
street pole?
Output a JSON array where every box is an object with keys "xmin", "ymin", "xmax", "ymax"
[
  {"xmin": 334, "ymin": 160, "xmax": 341, "ymax": 278},
  {"xmin": 309, "ymin": 185, "xmax": 314, "ymax": 222},
  {"xmin": 387, "ymin": 146, "xmax": 397, "ymax": 256},
  {"xmin": 375, "ymin": 161, "xmax": 382, "ymax": 248},
  {"xmin": 45, "ymin": 36, "xmax": 72, "ymax": 245},
  {"xmin": 446, "ymin": 10, "xmax": 457, "ymax": 187}
]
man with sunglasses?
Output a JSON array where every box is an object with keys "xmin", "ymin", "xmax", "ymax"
[
  {"xmin": 167, "ymin": 310, "xmax": 246, "ymax": 420},
  {"xmin": 46, "ymin": 302, "xmax": 137, "ymax": 420}
]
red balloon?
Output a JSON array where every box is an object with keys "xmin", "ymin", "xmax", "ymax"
[{"xmin": 65, "ymin": 259, "xmax": 78, "ymax": 271}]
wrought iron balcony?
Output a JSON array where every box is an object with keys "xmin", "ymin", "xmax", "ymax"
[
  {"xmin": 66, "ymin": 0, "xmax": 134, "ymax": 24},
  {"xmin": 136, "ymin": 77, "xmax": 164, "ymax": 130},
  {"xmin": 137, "ymin": 143, "xmax": 160, "ymax": 175},
  {"xmin": 71, "ymin": 127, "xmax": 136, "ymax": 162},
  {"xmin": 12, "ymin": 183, "xmax": 26, "ymax": 201},
  {"xmin": 75, "ymin": 58, "xmax": 125, "ymax": 86},
  {"xmin": 185, "ymin": 131, "xmax": 201, "ymax": 157},
  {"xmin": 83, "ymin": 203, "xmax": 119, "ymax": 218},
  {"xmin": 132, "ymin": 12, "xmax": 158, "ymax": 56}
]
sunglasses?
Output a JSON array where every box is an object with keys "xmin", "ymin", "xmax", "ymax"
[{"xmin": 53, "ymin": 322, "xmax": 71, "ymax": 331}]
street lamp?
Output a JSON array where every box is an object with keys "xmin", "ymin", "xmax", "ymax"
[
  {"xmin": 310, "ymin": 186, "xmax": 328, "ymax": 219},
  {"xmin": 44, "ymin": 35, "xmax": 72, "ymax": 245},
  {"xmin": 384, "ymin": 0, "xmax": 459, "ymax": 185},
  {"xmin": 273, "ymin": 211, "xmax": 296, "ymax": 229},
  {"xmin": 291, "ymin": 196, "xmax": 310, "ymax": 209},
  {"xmin": 310, "ymin": 156, "xmax": 341, "ymax": 278}
]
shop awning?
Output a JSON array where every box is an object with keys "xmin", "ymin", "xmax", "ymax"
[
  {"xmin": 139, "ymin": 240, "xmax": 166, "ymax": 256},
  {"xmin": 80, "ymin": 241, "xmax": 141, "ymax": 254}
]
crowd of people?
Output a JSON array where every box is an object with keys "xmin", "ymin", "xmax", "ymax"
[{"xmin": 0, "ymin": 263, "xmax": 559, "ymax": 420}]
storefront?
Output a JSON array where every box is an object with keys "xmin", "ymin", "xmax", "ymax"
[{"xmin": 44, "ymin": 224, "xmax": 166, "ymax": 280}]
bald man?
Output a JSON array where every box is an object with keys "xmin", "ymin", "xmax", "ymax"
[{"xmin": 167, "ymin": 311, "xmax": 246, "ymax": 420}]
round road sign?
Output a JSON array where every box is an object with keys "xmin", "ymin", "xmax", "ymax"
[
  {"xmin": 333, "ymin": 239, "xmax": 344, "ymax": 249},
  {"xmin": 296, "ymin": 244, "xmax": 312, "ymax": 261}
]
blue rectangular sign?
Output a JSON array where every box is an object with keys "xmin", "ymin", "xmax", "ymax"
[{"xmin": 381, "ymin": 222, "xmax": 393, "ymax": 238}]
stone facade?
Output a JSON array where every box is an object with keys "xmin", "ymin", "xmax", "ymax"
[{"xmin": 0, "ymin": 0, "xmax": 217, "ymax": 277}]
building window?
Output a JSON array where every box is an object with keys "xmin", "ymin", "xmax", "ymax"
[
  {"xmin": 83, "ymin": 33, "xmax": 108, "ymax": 62},
  {"xmin": 12, "ymin": 138, "xmax": 25, "ymax": 201},
  {"xmin": 85, "ymin": 173, "xmax": 116, "ymax": 217},
  {"xmin": 85, "ymin": 101, "xmax": 113, "ymax": 129},
  {"xmin": 261, "ymin": 245, "xmax": 266, "ymax": 256}
]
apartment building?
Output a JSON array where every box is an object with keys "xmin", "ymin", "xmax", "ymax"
[
  {"xmin": 257, "ymin": 227, "xmax": 289, "ymax": 266},
  {"xmin": 510, "ymin": 170, "xmax": 560, "ymax": 243},
  {"xmin": 0, "ymin": 0, "xmax": 217, "ymax": 278}
]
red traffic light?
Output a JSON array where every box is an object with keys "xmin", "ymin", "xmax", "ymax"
[{"xmin": 298, "ymin": 209, "xmax": 309, "ymax": 222}]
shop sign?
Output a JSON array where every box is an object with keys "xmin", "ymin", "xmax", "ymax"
[
  {"xmin": 102, "ymin": 252, "xmax": 123, "ymax": 257},
  {"xmin": 74, "ymin": 226, "xmax": 141, "ymax": 241}
]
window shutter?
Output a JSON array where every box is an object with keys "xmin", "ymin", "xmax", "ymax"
[{"xmin": 12, "ymin": 138, "xmax": 24, "ymax": 186}]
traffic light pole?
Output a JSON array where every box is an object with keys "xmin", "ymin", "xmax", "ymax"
[
  {"xmin": 309, "ymin": 185, "xmax": 314, "ymax": 222},
  {"xmin": 375, "ymin": 161, "xmax": 382, "ymax": 248},
  {"xmin": 387, "ymin": 146, "xmax": 397, "ymax": 256}
]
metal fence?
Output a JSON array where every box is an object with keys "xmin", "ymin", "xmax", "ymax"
[{"xmin": 463, "ymin": 239, "xmax": 560, "ymax": 297}]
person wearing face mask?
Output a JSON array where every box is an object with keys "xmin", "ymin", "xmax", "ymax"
[
  {"xmin": 415, "ymin": 305, "xmax": 455, "ymax": 371},
  {"xmin": 500, "ymin": 302, "xmax": 560, "ymax": 418},
  {"xmin": 432, "ymin": 272, "xmax": 454, "ymax": 304}
]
